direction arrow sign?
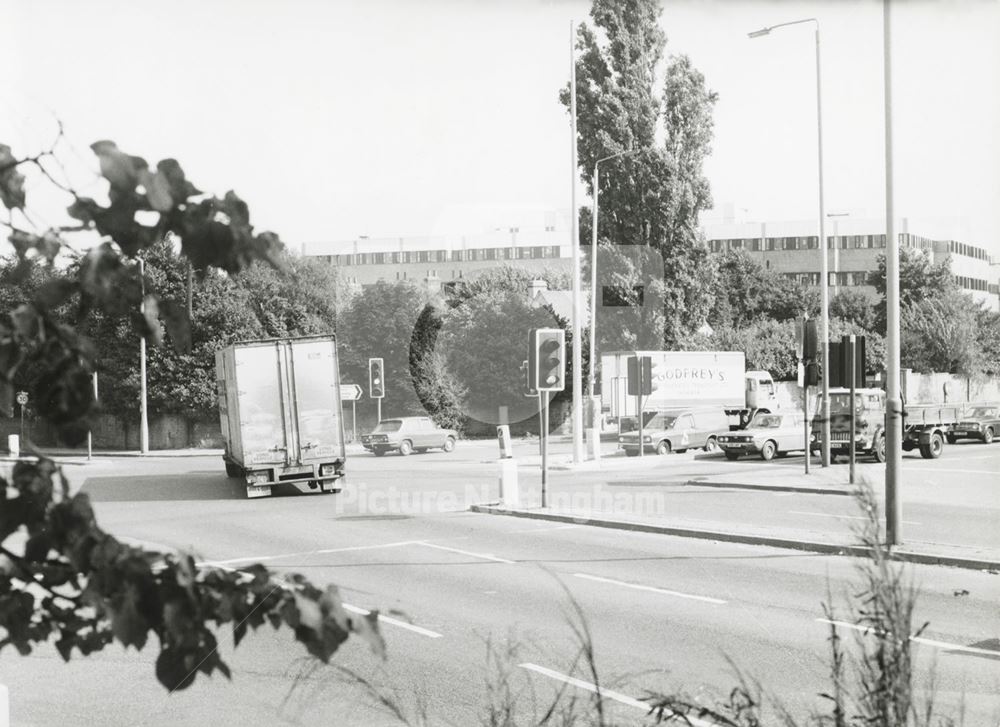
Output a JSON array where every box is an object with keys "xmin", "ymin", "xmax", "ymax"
[{"xmin": 340, "ymin": 384, "xmax": 363, "ymax": 401}]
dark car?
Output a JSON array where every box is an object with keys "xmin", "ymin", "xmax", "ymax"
[
  {"xmin": 361, "ymin": 416, "xmax": 458, "ymax": 456},
  {"xmin": 948, "ymin": 405, "xmax": 1000, "ymax": 444}
]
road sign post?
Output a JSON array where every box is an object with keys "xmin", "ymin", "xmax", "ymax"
[{"xmin": 16, "ymin": 391, "xmax": 28, "ymax": 440}]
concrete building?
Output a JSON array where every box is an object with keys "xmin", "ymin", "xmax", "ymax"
[{"xmin": 703, "ymin": 217, "xmax": 1000, "ymax": 311}]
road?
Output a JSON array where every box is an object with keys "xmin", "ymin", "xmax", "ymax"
[{"xmin": 2, "ymin": 441, "xmax": 999, "ymax": 726}]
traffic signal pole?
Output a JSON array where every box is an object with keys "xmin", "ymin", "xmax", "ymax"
[{"xmin": 541, "ymin": 396, "xmax": 549, "ymax": 507}]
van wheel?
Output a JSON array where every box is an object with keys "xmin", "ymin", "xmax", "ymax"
[
  {"xmin": 704, "ymin": 436, "xmax": 719, "ymax": 453},
  {"xmin": 656, "ymin": 440, "xmax": 671, "ymax": 455},
  {"xmin": 760, "ymin": 440, "xmax": 778, "ymax": 461},
  {"xmin": 873, "ymin": 433, "xmax": 886, "ymax": 463},
  {"xmin": 442, "ymin": 436, "xmax": 456, "ymax": 452},
  {"xmin": 398, "ymin": 440, "xmax": 414, "ymax": 456},
  {"xmin": 984, "ymin": 427, "xmax": 994, "ymax": 444}
]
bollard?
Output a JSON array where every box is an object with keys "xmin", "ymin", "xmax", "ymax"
[
  {"xmin": 6, "ymin": 434, "xmax": 18, "ymax": 459},
  {"xmin": 498, "ymin": 458, "xmax": 519, "ymax": 507}
]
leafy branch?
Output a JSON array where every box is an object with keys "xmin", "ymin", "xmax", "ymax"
[{"xmin": 0, "ymin": 457, "xmax": 385, "ymax": 690}]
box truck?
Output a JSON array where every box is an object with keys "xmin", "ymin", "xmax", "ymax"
[
  {"xmin": 216, "ymin": 335, "xmax": 347, "ymax": 498},
  {"xmin": 600, "ymin": 351, "xmax": 778, "ymax": 428}
]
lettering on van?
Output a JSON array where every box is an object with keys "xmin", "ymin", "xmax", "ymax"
[{"xmin": 653, "ymin": 368, "xmax": 727, "ymax": 383}]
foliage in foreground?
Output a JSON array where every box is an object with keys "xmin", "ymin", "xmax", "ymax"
[{"xmin": 0, "ymin": 457, "xmax": 384, "ymax": 690}]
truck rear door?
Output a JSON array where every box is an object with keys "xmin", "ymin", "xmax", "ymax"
[
  {"xmin": 288, "ymin": 338, "xmax": 344, "ymax": 462},
  {"xmin": 234, "ymin": 343, "xmax": 289, "ymax": 467}
]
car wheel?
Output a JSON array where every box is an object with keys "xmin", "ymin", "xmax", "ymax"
[
  {"xmin": 946, "ymin": 434, "xmax": 957, "ymax": 445},
  {"xmin": 984, "ymin": 427, "xmax": 994, "ymax": 444},
  {"xmin": 724, "ymin": 451, "xmax": 741, "ymax": 461},
  {"xmin": 398, "ymin": 440, "xmax": 414, "ymax": 456},
  {"xmin": 442, "ymin": 437, "xmax": 456, "ymax": 453},
  {"xmin": 372, "ymin": 447, "xmax": 386, "ymax": 457},
  {"xmin": 873, "ymin": 433, "xmax": 886, "ymax": 463},
  {"xmin": 760, "ymin": 440, "xmax": 778, "ymax": 461},
  {"xmin": 656, "ymin": 440, "xmax": 671, "ymax": 456},
  {"xmin": 704, "ymin": 436, "xmax": 719, "ymax": 453}
]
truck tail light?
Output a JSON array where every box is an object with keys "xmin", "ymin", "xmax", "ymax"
[{"xmin": 246, "ymin": 470, "xmax": 270, "ymax": 485}]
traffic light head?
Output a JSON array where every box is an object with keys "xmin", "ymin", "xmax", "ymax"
[
  {"xmin": 368, "ymin": 357, "xmax": 385, "ymax": 398},
  {"xmin": 531, "ymin": 328, "xmax": 565, "ymax": 392}
]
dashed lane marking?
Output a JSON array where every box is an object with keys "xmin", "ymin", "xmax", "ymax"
[
  {"xmin": 518, "ymin": 663, "xmax": 717, "ymax": 726},
  {"xmin": 816, "ymin": 619, "xmax": 1000, "ymax": 657},
  {"xmin": 573, "ymin": 573, "xmax": 727, "ymax": 605},
  {"xmin": 343, "ymin": 603, "xmax": 443, "ymax": 639},
  {"xmin": 414, "ymin": 541, "xmax": 516, "ymax": 564}
]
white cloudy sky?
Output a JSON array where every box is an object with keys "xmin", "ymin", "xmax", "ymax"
[{"xmin": 3, "ymin": 0, "xmax": 998, "ymax": 252}]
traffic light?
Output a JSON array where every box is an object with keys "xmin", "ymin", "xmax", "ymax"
[
  {"xmin": 531, "ymin": 328, "xmax": 565, "ymax": 392},
  {"xmin": 520, "ymin": 359, "xmax": 537, "ymax": 397},
  {"xmin": 626, "ymin": 355, "xmax": 652, "ymax": 396},
  {"xmin": 829, "ymin": 336, "xmax": 866, "ymax": 388},
  {"xmin": 803, "ymin": 319, "xmax": 818, "ymax": 361},
  {"xmin": 368, "ymin": 358, "xmax": 385, "ymax": 399}
]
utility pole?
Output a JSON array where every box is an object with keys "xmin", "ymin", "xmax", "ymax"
[
  {"xmin": 139, "ymin": 257, "xmax": 149, "ymax": 455},
  {"xmin": 884, "ymin": 0, "xmax": 903, "ymax": 545},
  {"xmin": 569, "ymin": 19, "xmax": 584, "ymax": 464}
]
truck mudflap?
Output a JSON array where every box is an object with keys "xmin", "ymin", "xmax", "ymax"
[{"xmin": 243, "ymin": 460, "xmax": 345, "ymax": 498}]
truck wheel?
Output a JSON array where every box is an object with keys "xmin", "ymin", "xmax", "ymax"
[
  {"xmin": 398, "ymin": 440, "xmax": 413, "ymax": 456},
  {"xmin": 442, "ymin": 437, "xmax": 456, "ymax": 452},
  {"xmin": 919, "ymin": 432, "xmax": 944, "ymax": 459},
  {"xmin": 984, "ymin": 427, "xmax": 994, "ymax": 444},
  {"xmin": 224, "ymin": 461, "xmax": 242, "ymax": 478},
  {"xmin": 372, "ymin": 448, "xmax": 386, "ymax": 457},
  {"xmin": 724, "ymin": 451, "xmax": 741, "ymax": 461},
  {"xmin": 760, "ymin": 440, "xmax": 777, "ymax": 461},
  {"xmin": 656, "ymin": 440, "xmax": 671, "ymax": 455},
  {"xmin": 873, "ymin": 434, "xmax": 886, "ymax": 463}
]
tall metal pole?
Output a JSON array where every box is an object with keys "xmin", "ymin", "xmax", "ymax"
[
  {"xmin": 569, "ymin": 20, "xmax": 584, "ymax": 463},
  {"xmin": 588, "ymin": 163, "xmax": 599, "ymax": 399},
  {"xmin": 139, "ymin": 258, "xmax": 149, "ymax": 455},
  {"xmin": 884, "ymin": 0, "xmax": 903, "ymax": 545},
  {"xmin": 849, "ymin": 335, "xmax": 857, "ymax": 485},
  {"xmin": 815, "ymin": 24, "xmax": 831, "ymax": 468}
]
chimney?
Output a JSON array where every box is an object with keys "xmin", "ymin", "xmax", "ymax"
[{"xmin": 528, "ymin": 279, "xmax": 548, "ymax": 300}]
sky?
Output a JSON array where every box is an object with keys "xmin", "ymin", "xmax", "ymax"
[{"xmin": 3, "ymin": 0, "xmax": 999, "ymax": 254}]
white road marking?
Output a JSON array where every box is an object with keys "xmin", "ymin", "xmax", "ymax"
[
  {"xmin": 198, "ymin": 539, "xmax": 424, "ymax": 567},
  {"xmin": 816, "ymin": 619, "xmax": 1000, "ymax": 657},
  {"xmin": 789, "ymin": 511, "xmax": 922, "ymax": 526},
  {"xmin": 415, "ymin": 541, "xmax": 516, "ymax": 564},
  {"xmin": 573, "ymin": 573, "xmax": 727, "ymax": 605},
  {"xmin": 343, "ymin": 603, "xmax": 443, "ymax": 639},
  {"xmin": 519, "ymin": 663, "xmax": 717, "ymax": 726}
]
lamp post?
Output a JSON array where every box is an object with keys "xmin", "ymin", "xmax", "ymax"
[
  {"xmin": 749, "ymin": 18, "xmax": 831, "ymax": 467},
  {"xmin": 588, "ymin": 149, "xmax": 644, "ymax": 400},
  {"xmin": 138, "ymin": 257, "xmax": 149, "ymax": 455},
  {"xmin": 569, "ymin": 19, "xmax": 584, "ymax": 463}
]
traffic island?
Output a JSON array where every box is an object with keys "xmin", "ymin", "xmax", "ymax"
[{"xmin": 468, "ymin": 503, "xmax": 1000, "ymax": 572}]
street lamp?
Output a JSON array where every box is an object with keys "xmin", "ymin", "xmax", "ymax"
[
  {"xmin": 749, "ymin": 18, "xmax": 832, "ymax": 467},
  {"xmin": 587, "ymin": 148, "xmax": 644, "ymax": 400}
]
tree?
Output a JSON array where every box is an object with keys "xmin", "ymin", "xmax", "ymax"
[
  {"xmin": 867, "ymin": 248, "xmax": 955, "ymax": 334},
  {"xmin": 901, "ymin": 291, "xmax": 981, "ymax": 375},
  {"xmin": 830, "ymin": 289, "xmax": 878, "ymax": 332},
  {"xmin": 1, "ymin": 130, "xmax": 380, "ymax": 688},
  {"xmin": 975, "ymin": 307, "xmax": 1000, "ymax": 376},
  {"xmin": 562, "ymin": 0, "xmax": 718, "ymax": 346}
]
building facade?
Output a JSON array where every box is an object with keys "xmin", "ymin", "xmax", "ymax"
[{"xmin": 703, "ymin": 218, "xmax": 999, "ymax": 311}]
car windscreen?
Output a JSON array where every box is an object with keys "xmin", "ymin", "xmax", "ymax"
[
  {"xmin": 645, "ymin": 414, "xmax": 677, "ymax": 429},
  {"xmin": 829, "ymin": 394, "xmax": 862, "ymax": 415},
  {"xmin": 969, "ymin": 408, "xmax": 997, "ymax": 418},
  {"xmin": 374, "ymin": 420, "xmax": 403, "ymax": 432}
]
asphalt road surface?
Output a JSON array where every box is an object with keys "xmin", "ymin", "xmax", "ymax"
[{"xmin": 3, "ymin": 441, "xmax": 999, "ymax": 726}]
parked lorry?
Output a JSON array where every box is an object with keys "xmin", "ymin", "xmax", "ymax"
[
  {"xmin": 600, "ymin": 351, "xmax": 777, "ymax": 429},
  {"xmin": 216, "ymin": 335, "xmax": 347, "ymax": 498}
]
